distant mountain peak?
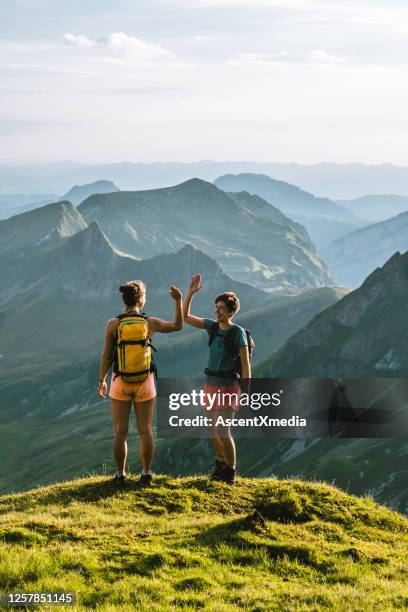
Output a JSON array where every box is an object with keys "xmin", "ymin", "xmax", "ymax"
[
  {"xmin": 63, "ymin": 220, "xmax": 117, "ymax": 257},
  {"xmin": 175, "ymin": 243, "xmax": 199, "ymax": 255},
  {"xmin": 0, "ymin": 199, "xmax": 87, "ymax": 256},
  {"xmin": 61, "ymin": 180, "xmax": 120, "ymax": 206},
  {"xmin": 29, "ymin": 221, "xmax": 136, "ymax": 298},
  {"xmin": 173, "ymin": 177, "xmax": 221, "ymax": 194}
]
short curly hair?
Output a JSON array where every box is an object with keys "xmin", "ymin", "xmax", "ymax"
[{"xmin": 214, "ymin": 292, "xmax": 240, "ymax": 315}]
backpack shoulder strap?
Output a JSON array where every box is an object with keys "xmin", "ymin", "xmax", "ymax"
[
  {"xmin": 245, "ymin": 329, "xmax": 255, "ymax": 357},
  {"xmin": 208, "ymin": 321, "xmax": 220, "ymax": 346},
  {"xmin": 224, "ymin": 324, "xmax": 240, "ymax": 355},
  {"xmin": 117, "ymin": 312, "xmax": 148, "ymax": 320}
]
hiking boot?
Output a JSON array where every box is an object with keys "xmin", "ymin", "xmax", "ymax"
[
  {"xmin": 209, "ymin": 459, "xmax": 226, "ymax": 481},
  {"xmin": 112, "ymin": 474, "xmax": 127, "ymax": 486},
  {"xmin": 219, "ymin": 465, "xmax": 237, "ymax": 485},
  {"xmin": 138, "ymin": 473, "xmax": 153, "ymax": 487}
]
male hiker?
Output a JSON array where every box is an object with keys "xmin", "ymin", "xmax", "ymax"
[{"xmin": 183, "ymin": 274, "xmax": 251, "ymax": 484}]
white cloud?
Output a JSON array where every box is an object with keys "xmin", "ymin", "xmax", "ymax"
[
  {"xmin": 100, "ymin": 32, "xmax": 174, "ymax": 60},
  {"xmin": 64, "ymin": 33, "xmax": 96, "ymax": 48},
  {"xmin": 309, "ymin": 49, "xmax": 348, "ymax": 63},
  {"xmin": 63, "ymin": 32, "xmax": 175, "ymax": 62}
]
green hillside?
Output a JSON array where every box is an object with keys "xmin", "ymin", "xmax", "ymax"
[
  {"xmin": 256, "ymin": 251, "xmax": 408, "ymax": 378},
  {"xmin": 1, "ymin": 476, "xmax": 407, "ymax": 611},
  {"xmin": 0, "ymin": 200, "xmax": 86, "ymax": 257},
  {"xmin": 251, "ymin": 250, "xmax": 408, "ymax": 514}
]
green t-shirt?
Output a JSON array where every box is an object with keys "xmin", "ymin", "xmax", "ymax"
[{"xmin": 204, "ymin": 319, "xmax": 247, "ymax": 382}]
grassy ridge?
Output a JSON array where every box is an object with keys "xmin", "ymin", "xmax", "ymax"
[{"xmin": 1, "ymin": 476, "xmax": 407, "ymax": 610}]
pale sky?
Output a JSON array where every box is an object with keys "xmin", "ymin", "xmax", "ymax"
[{"xmin": 1, "ymin": 0, "xmax": 408, "ymax": 164}]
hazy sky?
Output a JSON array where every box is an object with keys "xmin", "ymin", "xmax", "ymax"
[{"xmin": 1, "ymin": 0, "xmax": 408, "ymax": 164}]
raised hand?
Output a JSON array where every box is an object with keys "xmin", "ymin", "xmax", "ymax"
[
  {"xmin": 188, "ymin": 274, "xmax": 202, "ymax": 294},
  {"xmin": 169, "ymin": 285, "xmax": 182, "ymax": 301}
]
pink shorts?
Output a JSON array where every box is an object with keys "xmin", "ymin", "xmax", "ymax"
[
  {"xmin": 202, "ymin": 383, "xmax": 240, "ymax": 411},
  {"xmin": 109, "ymin": 372, "xmax": 156, "ymax": 402}
]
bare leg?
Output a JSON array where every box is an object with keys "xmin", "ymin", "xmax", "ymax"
[
  {"xmin": 217, "ymin": 407, "xmax": 236, "ymax": 467},
  {"xmin": 134, "ymin": 399, "xmax": 155, "ymax": 473},
  {"xmin": 111, "ymin": 398, "xmax": 132, "ymax": 475},
  {"xmin": 208, "ymin": 413, "xmax": 225, "ymax": 461}
]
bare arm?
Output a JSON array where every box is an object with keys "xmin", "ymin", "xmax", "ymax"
[
  {"xmin": 240, "ymin": 345, "xmax": 251, "ymax": 394},
  {"xmin": 240, "ymin": 346, "xmax": 251, "ymax": 379},
  {"xmin": 148, "ymin": 285, "xmax": 183, "ymax": 334},
  {"xmin": 183, "ymin": 274, "xmax": 205, "ymax": 329},
  {"xmin": 98, "ymin": 319, "xmax": 116, "ymax": 397}
]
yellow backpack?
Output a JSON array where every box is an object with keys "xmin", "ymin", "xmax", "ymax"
[{"xmin": 112, "ymin": 314, "xmax": 155, "ymax": 382}]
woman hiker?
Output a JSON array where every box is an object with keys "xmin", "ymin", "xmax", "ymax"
[
  {"xmin": 98, "ymin": 280, "xmax": 183, "ymax": 486},
  {"xmin": 183, "ymin": 273, "xmax": 251, "ymax": 484}
]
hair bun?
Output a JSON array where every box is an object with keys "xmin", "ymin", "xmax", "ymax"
[{"xmin": 119, "ymin": 280, "xmax": 146, "ymax": 307}]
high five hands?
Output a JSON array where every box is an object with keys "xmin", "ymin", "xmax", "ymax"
[
  {"xmin": 188, "ymin": 274, "xmax": 202, "ymax": 294},
  {"xmin": 169, "ymin": 285, "xmax": 182, "ymax": 301}
]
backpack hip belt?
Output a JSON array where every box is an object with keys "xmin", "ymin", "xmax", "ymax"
[{"xmin": 204, "ymin": 368, "xmax": 240, "ymax": 379}]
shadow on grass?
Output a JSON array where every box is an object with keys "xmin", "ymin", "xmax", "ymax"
[
  {"xmin": 0, "ymin": 477, "xmax": 142, "ymax": 511},
  {"xmin": 193, "ymin": 511, "xmax": 330, "ymax": 571}
]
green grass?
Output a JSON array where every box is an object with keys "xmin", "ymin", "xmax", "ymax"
[{"xmin": 1, "ymin": 476, "xmax": 407, "ymax": 610}]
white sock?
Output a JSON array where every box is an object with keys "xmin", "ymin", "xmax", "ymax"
[
  {"xmin": 216, "ymin": 456, "xmax": 225, "ymax": 463},
  {"xmin": 142, "ymin": 470, "xmax": 152, "ymax": 476}
]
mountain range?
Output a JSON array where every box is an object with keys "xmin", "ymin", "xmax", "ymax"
[
  {"xmin": 1, "ymin": 178, "xmax": 406, "ymax": 514},
  {"xmin": 0, "ymin": 191, "xmax": 346, "ymax": 494},
  {"xmin": 0, "ymin": 181, "xmax": 121, "ymax": 221},
  {"xmin": 322, "ymin": 211, "xmax": 408, "ymax": 288},
  {"xmin": 337, "ymin": 194, "xmax": 408, "ymax": 223},
  {"xmin": 78, "ymin": 178, "xmax": 333, "ymax": 293},
  {"xmin": 2, "ymin": 161, "xmax": 408, "ymax": 199},
  {"xmin": 214, "ymin": 173, "xmax": 364, "ymax": 248}
]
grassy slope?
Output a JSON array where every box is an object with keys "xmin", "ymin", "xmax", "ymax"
[{"xmin": 0, "ymin": 476, "xmax": 407, "ymax": 611}]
